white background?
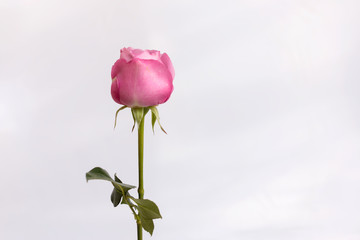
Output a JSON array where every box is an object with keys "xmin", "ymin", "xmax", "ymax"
[{"xmin": 1, "ymin": 0, "xmax": 360, "ymax": 239}]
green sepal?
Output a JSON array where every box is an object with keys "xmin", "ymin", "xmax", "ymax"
[
  {"xmin": 86, "ymin": 167, "xmax": 113, "ymax": 182},
  {"xmin": 131, "ymin": 109, "xmax": 136, "ymax": 132},
  {"xmin": 131, "ymin": 108, "xmax": 144, "ymax": 130},
  {"xmin": 144, "ymin": 108, "xmax": 149, "ymax": 117},
  {"xmin": 110, "ymin": 174, "xmax": 123, "ymax": 207},
  {"xmin": 114, "ymin": 105, "xmax": 127, "ymax": 129},
  {"xmin": 149, "ymin": 106, "xmax": 167, "ymax": 134},
  {"xmin": 151, "ymin": 111, "xmax": 156, "ymax": 133},
  {"xmin": 131, "ymin": 107, "xmax": 149, "ymax": 131}
]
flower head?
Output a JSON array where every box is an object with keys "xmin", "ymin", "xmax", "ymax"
[{"xmin": 111, "ymin": 47, "xmax": 175, "ymax": 107}]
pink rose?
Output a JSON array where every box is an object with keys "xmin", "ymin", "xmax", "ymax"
[{"xmin": 111, "ymin": 47, "xmax": 175, "ymax": 107}]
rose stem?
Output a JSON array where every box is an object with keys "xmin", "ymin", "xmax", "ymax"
[{"xmin": 137, "ymin": 116, "xmax": 145, "ymax": 240}]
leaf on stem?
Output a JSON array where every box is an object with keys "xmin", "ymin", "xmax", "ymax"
[
  {"xmin": 130, "ymin": 198, "xmax": 161, "ymax": 235},
  {"xmin": 140, "ymin": 215, "xmax": 155, "ymax": 235},
  {"xmin": 112, "ymin": 181, "xmax": 136, "ymax": 194},
  {"xmin": 132, "ymin": 198, "xmax": 162, "ymax": 220},
  {"xmin": 110, "ymin": 174, "xmax": 123, "ymax": 207},
  {"xmin": 86, "ymin": 167, "xmax": 113, "ymax": 182},
  {"xmin": 110, "ymin": 188, "xmax": 122, "ymax": 207},
  {"xmin": 86, "ymin": 168, "xmax": 136, "ymax": 208}
]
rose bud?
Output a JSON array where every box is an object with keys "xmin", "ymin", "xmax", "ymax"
[{"xmin": 111, "ymin": 47, "xmax": 175, "ymax": 107}]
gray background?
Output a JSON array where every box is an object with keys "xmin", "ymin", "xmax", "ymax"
[{"xmin": 1, "ymin": 0, "xmax": 360, "ymax": 239}]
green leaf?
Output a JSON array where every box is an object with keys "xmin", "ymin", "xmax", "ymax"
[
  {"xmin": 110, "ymin": 174, "xmax": 123, "ymax": 207},
  {"xmin": 86, "ymin": 167, "xmax": 113, "ymax": 182},
  {"xmin": 110, "ymin": 188, "xmax": 122, "ymax": 207},
  {"xmin": 132, "ymin": 198, "xmax": 162, "ymax": 220},
  {"xmin": 112, "ymin": 181, "xmax": 136, "ymax": 195},
  {"xmin": 111, "ymin": 176, "xmax": 136, "ymax": 207},
  {"xmin": 140, "ymin": 215, "xmax": 155, "ymax": 235},
  {"xmin": 149, "ymin": 106, "xmax": 167, "ymax": 134},
  {"xmin": 114, "ymin": 174, "xmax": 122, "ymax": 183},
  {"xmin": 86, "ymin": 169, "xmax": 136, "ymax": 208},
  {"xmin": 114, "ymin": 105, "xmax": 127, "ymax": 129}
]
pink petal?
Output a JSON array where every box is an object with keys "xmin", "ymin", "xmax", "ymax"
[
  {"xmin": 120, "ymin": 47, "xmax": 161, "ymax": 62},
  {"xmin": 111, "ymin": 79, "xmax": 122, "ymax": 104},
  {"xmin": 120, "ymin": 47, "xmax": 134, "ymax": 62},
  {"xmin": 111, "ymin": 58, "xmax": 127, "ymax": 79},
  {"xmin": 113, "ymin": 59, "xmax": 173, "ymax": 107},
  {"xmin": 160, "ymin": 53, "xmax": 175, "ymax": 79}
]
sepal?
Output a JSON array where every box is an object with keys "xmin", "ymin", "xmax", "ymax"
[
  {"xmin": 113, "ymin": 105, "xmax": 167, "ymax": 134},
  {"xmin": 131, "ymin": 107, "xmax": 149, "ymax": 131},
  {"xmin": 149, "ymin": 106, "xmax": 167, "ymax": 134},
  {"xmin": 114, "ymin": 105, "xmax": 127, "ymax": 129}
]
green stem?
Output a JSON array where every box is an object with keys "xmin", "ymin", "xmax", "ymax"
[
  {"xmin": 123, "ymin": 195, "xmax": 138, "ymax": 221},
  {"xmin": 137, "ymin": 222, "xmax": 142, "ymax": 240},
  {"xmin": 138, "ymin": 118, "xmax": 145, "ymax": 199},
  {"xmin": 137, "ymin": 117, "xmax": 145, "ymax": 240}
]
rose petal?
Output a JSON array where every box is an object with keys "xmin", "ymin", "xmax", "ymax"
[
  {"xmin": 111, "ymin": 58, "xmax": 127, "ymax": 79},
  {"xmin": 111, "ymin": 79, "xmax": 122, "ymax": 104},
  {"xmin": 133, "ymin": 49, "xmax": 161, "ymax": 61},
  {"xmin": 120, "ymin": 47, "xmax": 134, "ymax": 62},
  {"xmin": 160, "ymin": 53, "xmax": 175, "ymax": 79},
  {"xmin": 121, "ymin": 47, "xmax": 161, "ymax": 62},
  {"xmin": 113, "ymin": 59, "xmax": 173, "ymax": 107}
]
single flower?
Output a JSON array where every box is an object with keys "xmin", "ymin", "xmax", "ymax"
[{"xmin": 111, "ymin": 47, "xmax": 175, "ymax": 107}]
